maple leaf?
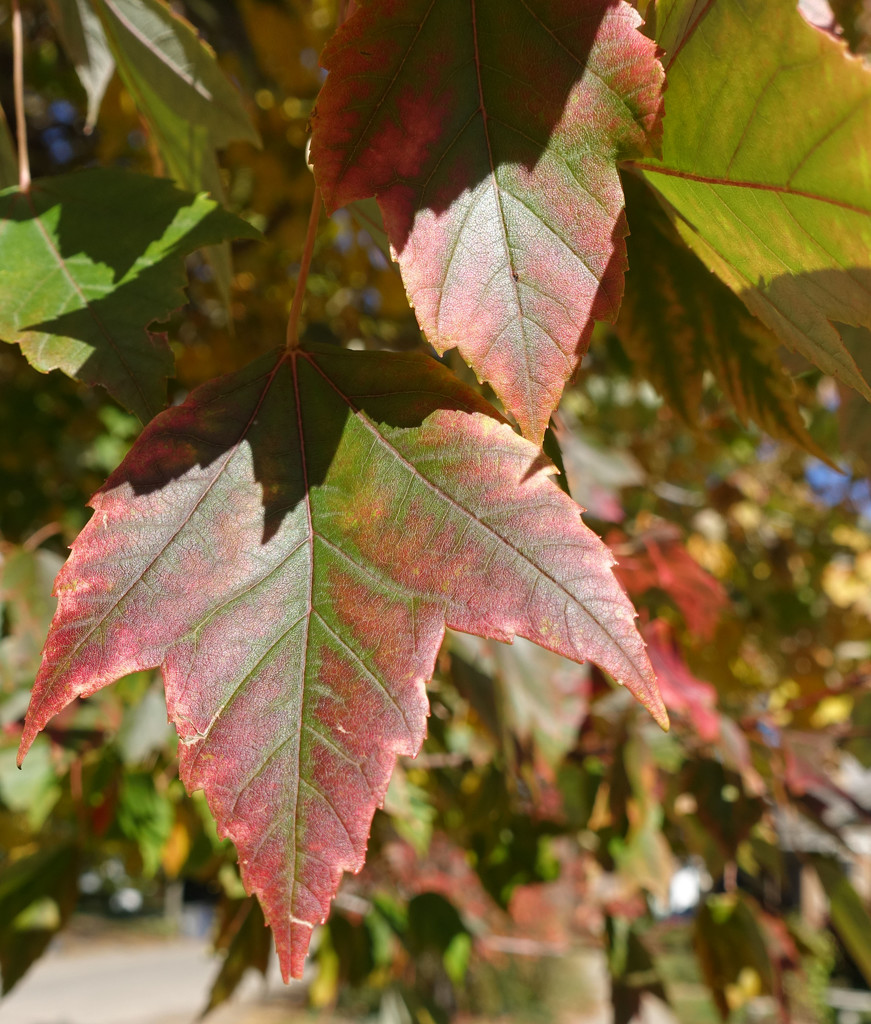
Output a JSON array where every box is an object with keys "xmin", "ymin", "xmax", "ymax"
[
  {"xmin": 310, "ymin": 0, "xmax": 663, "ymax": 444},
  {"xmin": 617, "ymin": 176, "xmax": 825, "ymax": 456},
  {"xmin": 632, "ymin": 0, "xmax": 871, "ymax": 401},
  {"xmin": 0, "ymin": 169, "xmax": 260, "ymax": 421},
  {"xmin": 18, "ymin": 344, "xmax": 664, "ymax": 980}
]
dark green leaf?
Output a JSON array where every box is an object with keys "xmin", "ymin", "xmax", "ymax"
[{"xmin": 0, "ymin": 169, "xmax": 259, "ymax": 420}]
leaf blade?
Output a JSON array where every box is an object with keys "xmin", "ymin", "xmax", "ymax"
[
  {"xmin": 49, "ymin": 0, "xmax": 115, "ymax": 129},
  {"xmin": 0, "ymin": 169, "xmax": 259, "ymax": 420},
  {"xmin": 311, "ymin": 0, "xmax": 664, "ymax": 443},
  {"xmin": 19, "ymin": 344, "xmax": 663, "ymax": 979},
  {"xmin": 635, "ymin": 0, "xmax": 871, "ymax": 399},
  {"xmin": 617, "ymin": 174, "xmax": 825, "ymax": 454}
]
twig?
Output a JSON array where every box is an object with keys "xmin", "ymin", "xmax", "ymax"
[
  {"xmin": 285, "ymin": 185, "xmax": 322, "ymax": 351},
  {"xmin": 12, "ymin": 0, "xmax": 30, "ymax": 192},
  {"xmin": 23, "ymin": 522, "xmax": 62, "ymax": 551}
]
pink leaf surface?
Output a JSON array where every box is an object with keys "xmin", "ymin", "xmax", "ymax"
[
  {"xmin": 310, "ymin": 0, "xmax": 663, "ymax": 443},
  {"xmin": 19, "ymin": 345, "xmax": 664, "ymax": 979}
]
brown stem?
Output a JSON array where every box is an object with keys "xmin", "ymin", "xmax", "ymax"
[
  {"xmin": 285, "ymin": 185, "xmax": 322, "ymax": 352},
  {"xmin": 23, "ymin": 521, "xmax": 62, "ymax": 551},
  {"xmin": 12, "ymin": 0, "xmax": 30, "ymax": 192}
]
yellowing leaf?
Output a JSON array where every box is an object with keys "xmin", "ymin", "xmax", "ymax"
[{"xmin": 634, "ymin": 0, "xmax": 871, "ymax": 400}]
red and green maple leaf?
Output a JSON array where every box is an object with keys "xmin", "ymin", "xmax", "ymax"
[
  {"xmin": 310, "ymin": 0, "xmax": 664, "ymax": 443},
  {"xmin": 19, "ymin": 344, "xmax": 665, "ymax": 978}
]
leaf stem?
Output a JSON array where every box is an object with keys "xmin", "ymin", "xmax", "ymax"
[
  {"xmin": 285, "ymin": 185, "xmax": 322, "ymax": 352},
  {"xmin": 12, "ymin": 0, "xmax": 30, "ymax": 193}
]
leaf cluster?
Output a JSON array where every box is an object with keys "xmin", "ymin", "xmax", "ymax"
[{"xmin": 1, "ymin": 0, "xmax": 871, "ymax": 1020}]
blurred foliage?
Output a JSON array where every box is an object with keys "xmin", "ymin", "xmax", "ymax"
[{"xmin": 1, "ymin": 0, "xmax": 870, "ymax": 1022}]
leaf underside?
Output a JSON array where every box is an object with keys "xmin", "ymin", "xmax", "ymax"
[
  {"xmin": 310, "ymin": 0, "xmax": 664, "ymax": 443},
  {"xmin": 635, "ymin": 0, "xmax": 871, "ymax": 400},
  {"xmin": 0, "ymin": 169, "xmax": 259, "ymax": 420},
  {"xmin": 617, "ymin": 175, "xmax": 824, "ymax": 455},
  {"xmin": 94, "ymin": 0, "xmax": 260, "ymax": 191},
  {"xmin": 19, "ymin": 343, "xmax": 664, "ymax": 979},
  {"xmin": 49, "ymin": 0, "xmax": 115, "ymax": 129}
]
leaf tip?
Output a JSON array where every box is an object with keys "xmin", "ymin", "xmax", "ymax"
[{"xmin": 16, "ymin": 731, "xmax": 33, "ymax": 768}]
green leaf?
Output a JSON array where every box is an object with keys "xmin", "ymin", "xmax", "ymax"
[
  {"xmin": 94, "ymin": 0, "xmax": 259, "ymax": 192},
  {"xmin": 0, "ymin": 169, "xmax": 260, "ymax": 421},
  {"xmin": 694, "ymin": 892, "xmax": 774, "ymax": 1019},
  {"xmin": 116, "ymin": 771, "xmax": 174, "ymax": 876},
  {"xmin": 48, "ymin": 0, "xmax": 115, "ymax": 130},
  {"xmin": 617, "ymin": 175, "xmax": 824, "ymax": 455},
  {"xmin": 0, "ymin": 103, "xmax": 18, "ymax": 190},
  {"xmin": 203, "ymin": 899, "xmax": 271, "ymax": 1016},
  {"xmin": 19, "ymin": 344, "xmax": 664, "ymax": 980},
  {"xmin": 812, "ymin": 854, "xmax": 871, "ymax": 988},
  {"xmin": 92, "ymin": 0, "xmax": 261, "ymax": 297},
  {"xmin": 837, "ymin": 325, "xmax": 871, "ymax": 468},
  {"xmin": 0, "ymin": 844, "xmax": 79, "ymax": 994},
  {"xmin": 606, "ymin": 916, "xmax": 669, "ymax": 1024},
  {"xmin": 632, "ymin": 0, "xmax": 871, "ymax": 401}
]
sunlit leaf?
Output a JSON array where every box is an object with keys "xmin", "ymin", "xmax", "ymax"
[
  {"xmin": 18, "ymin": 344, "xmax": 664, "ymax": 979},
  {"xmin": 49, "ymin": 0, "xmax": 115, "ymax": 130},
  {"xmin": 311, "ymin": 0, "xmax": 664, "ymax": 443},
  {"xmin": 93, "ymin": 0, "xmax": 261, "ymax": 296},
  {"xmin": 633, "ymin": 0, "xmax": 871, "ymax": 401},
  {"xmin": 94, "ymin": 0, "xmax": 259, "ymax": 187},
  {"xmin": 0, "ymin": 169, "xmax": 259, "ymax": 420}
]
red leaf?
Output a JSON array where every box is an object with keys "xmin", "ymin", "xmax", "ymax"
[
  {"xmin": 643, "ymin": 619, "xmax": 720, "ymax": 743},
  {"xmin": 608, "ymin": 523, "xmax": 729, "ymax": 640},
  {"xmin": 19, "ymin": 345, "xmax": 664, "ymax": 979},
  {"xmin": 310, "ymin": 0, "xmax": 663, "ymax": 443}
]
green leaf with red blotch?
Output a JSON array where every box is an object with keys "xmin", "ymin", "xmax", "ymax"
[
  {"xmin": 0, "ymin": 169, "xmax": 260, "ymax": 421},
  {"xmin": 18, "ymin": 344, "xmax": 664, "ymax": 980},
  {"xmin": 631, "ymin": 0, "xmax": 871, "ymax": 402},
  {"xmin": 309, "ymin": 0, "xmax": 663, "ymax": 444}
]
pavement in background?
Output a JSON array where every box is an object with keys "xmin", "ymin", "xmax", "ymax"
[
  {"xmin": 0, "ymin": 931, "xmax": 679, "ymax": 1024},
  {"xmin": 0, "ymin": 937, "xmax": 288, "ymax": 1024}
]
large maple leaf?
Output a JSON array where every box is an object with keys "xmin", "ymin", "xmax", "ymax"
[
  {"xmin": 633, "ymin": 0, "xmax": 871, "ymax": 401},
  {"xmin": 310, "ymin": 0, "xmax": 664, "ymax": 444},
  {"xmin": 18, "ymin": 345, "xmax": 664, "ymax": 979}
]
